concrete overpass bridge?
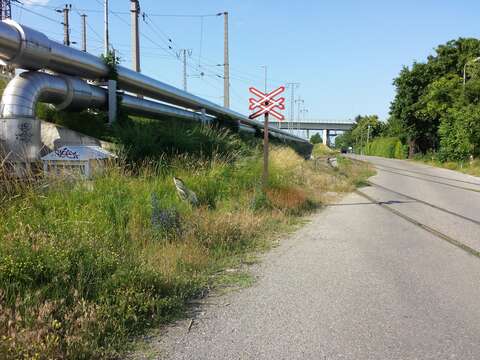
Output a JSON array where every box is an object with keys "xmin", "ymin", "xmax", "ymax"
[{"xmin": 271, "ymin": 119, "xmax": 355, "ymax": 145}]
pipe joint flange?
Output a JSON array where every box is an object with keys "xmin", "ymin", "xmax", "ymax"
[{"xmin": 55, "ymin": 75, "xmax": 75, "ymax": 111}]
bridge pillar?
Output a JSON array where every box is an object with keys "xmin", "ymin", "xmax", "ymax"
[
  {"xmin": 306, "ymin": 129, "xmax": 310, "ymax": 140},
  {"xmin": 322, "ymin": 129, "xmax": 328, "ymax": 146}
]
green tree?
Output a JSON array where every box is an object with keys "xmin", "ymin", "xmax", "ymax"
[
  {"xmin": 332, "ymin": 115, "xmax": 382, "ymax": 152},
  {"xmin": 310, "ymin": 133, "xmax": 323, "ymax": 144},
  {"xmin": 388, "ymin": 37, "xmax": 480, "ymax": 158},
  {"xmin": 390, "ymin": 62, "xmax": 436, "ymax": 156}
]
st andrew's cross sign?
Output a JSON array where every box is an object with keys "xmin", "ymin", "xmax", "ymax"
[{"xmin": 248, "ymin": 86, "xmax": 286, "ymax": 121}]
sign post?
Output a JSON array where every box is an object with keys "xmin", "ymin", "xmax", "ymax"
[
  {"xmin": 249, "ymin": 86, "xmax": 285, "ymax": 188},
  {"xmin": 263, "ymin": 112, "xmax": 269, "ymax": 187}
]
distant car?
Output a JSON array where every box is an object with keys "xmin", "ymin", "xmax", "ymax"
[{"xmin": 341, "ymin": 147, "xmax": 348, "ymax": 154}]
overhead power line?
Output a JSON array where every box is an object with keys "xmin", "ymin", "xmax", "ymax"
[{"xmin": 12, "ymin": 3, "xmax": 62, "ymax": 24}]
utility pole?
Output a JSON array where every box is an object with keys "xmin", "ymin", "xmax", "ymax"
[
  {"xmin": 177, "ymin": 49, "xmax": 192, "ymax": 91},
  {"xmin": 104, "ymin": 0, "xmax": 109, "ymax": 55},
  {"xmin": 223, "ymin": 12, "xmax": 230, "ymax": 108},
  {"xmin": 286, "ymin": 82, "xmax": 300, "ymax": 132},
  {"xmin": 263, "ymin": 111, "xmax": 269, "ymax": 188},
  {"xmin": 366, "ymin": 124, "xmax": 371, "ymax": 154},
  {"xmin": 295, "ymin": 97, "xmax": 304, "ymax": 132},
  {"xmin": 0, "ymin": 1, "xmax": 17, "ymax": 77},
  {"xmin": 130, "ymin": 0, "xmax": 141, "ymax": 72},
  {"xmin": 261, "ymin": 65, "xmax": 267, "ymax": 92},
  {"xmin": 81, "ymin": 14, "xmax": 87, "ymax": 52},
  {"xmin": 301, "ymin": 109, "xmax": 309, "ymax": 139},
  {"xmin": 62, "ymin": 4, "xmax": 72, "ymax": 46}
]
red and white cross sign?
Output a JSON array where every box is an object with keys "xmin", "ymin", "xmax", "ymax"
[{"xmin": 248, "ymin": 86, "xmax": 286, "ymax": 121}]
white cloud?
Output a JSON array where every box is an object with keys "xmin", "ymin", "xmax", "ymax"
[{"xmin": 22, "ymin": 0, "xmax": 51, "ymax": 5}]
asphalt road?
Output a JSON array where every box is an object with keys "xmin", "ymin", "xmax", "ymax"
[{"xmin": 138, "ymin": 156, "xmax": 480, "ymax": 360}]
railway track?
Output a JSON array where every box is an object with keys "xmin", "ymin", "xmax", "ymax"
[
  {"xmin": 355, "ymin": 187, "xmax": 480, "ymax": 260},
  {"xmin": 372, "ymin": 166, "xmax": 480, "ymax": 193},
  {"xmin": 371, "ymin": 163, "xmax": 480, "ymax": 186}
]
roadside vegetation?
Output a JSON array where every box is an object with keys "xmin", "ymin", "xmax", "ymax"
[
  {"xmin": 335, "ymin": 38, "xmax": 480, "ymax": 174},
  {"xmin": 413, "ymin": 155, "xmax": 480, "ymax": 177},
  {"xmin": 0, "ymin": 116, "xmax": 373, "ymax": 359},
  {"xmin": 312, "ymin": 143, "xmax": 338, "ymax": 157}
]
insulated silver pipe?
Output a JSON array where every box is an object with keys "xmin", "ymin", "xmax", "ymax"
[
  {"xmin": 0, "ymin": 72, "xmax": 308, "ymax": 163},
  {"xmin": 0, "ymin": 20, "xmax": 233, "ymax": 115},
  {"xmin": 0, "ymin": 71, "xmax": 211, "ymax": 122},
  {"xmin": 0, "ymin": 20, "xmax": 311, "ymax": 148},
  {"xmin": 121, "ymin": 94, "xmax": 209, "ymax": 122},
  {"xmin": 0, "ymin": 71, "xmax": 107, "ymax": 118},
  {"xmin": 0, "ymin": 72, "xmax": 107, "ymax": 163}
]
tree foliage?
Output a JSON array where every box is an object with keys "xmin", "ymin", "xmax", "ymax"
[
  {"xmin": 385, "ymin": 37, "xmax": 480, "ymax": 160},
  {"xmin": 310, "ymin": 133, "xmax": 322, "ymax": 144},
  {"xmin": 333, "ymin": 115, "xmax": 382, "ymax": 151}
]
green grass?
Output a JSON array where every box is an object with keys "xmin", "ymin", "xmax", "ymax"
[
  {"xmin": 414, "ymin": 156, "xmax": 480, "ymax": 177},
  {"xmin": 0, "ymin": 142, "xmax": 372, "ymax": 359},
  {"xmin": 0, "ymin": 75, "xmax": 369, "ymax": 358}
]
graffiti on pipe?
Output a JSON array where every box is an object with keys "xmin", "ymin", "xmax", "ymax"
[{"xmin": 15, "ymin": 122, "xmax": 33, "ymax": 144}]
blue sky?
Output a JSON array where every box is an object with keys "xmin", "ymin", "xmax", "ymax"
[{"xmin": 13, "ymin": 0, "xmax": 480, "ymax": 121}]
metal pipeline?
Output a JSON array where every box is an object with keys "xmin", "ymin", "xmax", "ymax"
[
  {"xmin": 0, "ymin": 71, "xmax": 204, "ymax": 121},
  {"xmin": 0, "ymin": 71, "xmax": 106, "ymax": 118},
  {"xmin": 0, "ymin": 72, "xmax": 197, "ymax": 162},
  {"xmin": 0, "ymin": 71, "xmax": 107, "ymax": 162},
  {"xmin": 121, "ymin": 94, "xmax": 208, "ymax": 122},
  {"xmin": 0, "ymin": 20, "xmax": 311, "ymax": 148}
]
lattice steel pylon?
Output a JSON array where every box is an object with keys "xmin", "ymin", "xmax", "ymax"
[
  {"xmin": 0, "ymin": 0, "xmax": 14, "ymax": 20},
  {"xmin": 0, "ymin": 0, "xmax": 19, "ymax": 78}
]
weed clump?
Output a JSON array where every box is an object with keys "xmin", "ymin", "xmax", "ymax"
[{"xmin": 0, "ymin": 141, "xmax": 372, "ymax": 359}]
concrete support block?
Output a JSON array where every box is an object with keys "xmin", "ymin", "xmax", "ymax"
[{"xmin": 0, "ymin": 117, "xmax": 41, "ymax": 163}]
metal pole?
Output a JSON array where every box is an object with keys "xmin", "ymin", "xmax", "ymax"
[
  {"xmin": 104, "ymin": 0, "xmax": 109, "ymax": 55},
  {"xmin": 263, "ymin": 112, "xmax": 269, "ymax": 188},
  {"xmin": 286, "ymin": 83, "xmax": 299, "ymax": 133},
  {"xmin": 223, "ymin": 12, "xmax": 230, "ymax": 108},
  {"xmin": 361, "ymin": 130, "xmax": 364, "ymax": 155},
  {"xmin": 81, "ymin": 14, "xmax": 87, "ymax": 52},
  {"xmin": 262, "ymin": 65, "xmax": 267, "ymax": 92},
  {"xmin": 131, "ymin": 0, "xmax": 140, "ymax": 72},
  {"xmin": 366, "ymin": 124, "xmax": 371, "ymax": 154},
  {"xmin": 176, "ymin": 49, "xmax": 191, "ymax": 91},
  {"xmin": 183, "ymin": 49, "xmax": 187, "ymax": 91},
  {"xmin": 295, "ymin": 98, "xmax": 304, "ymax": 126},
  {"xmin": 367, "ymin": 124, "xmax": 371, "ymax": 144},
  {"xmin": 63, "ymin": 4, "xmax": 71, "ymax": 47}
]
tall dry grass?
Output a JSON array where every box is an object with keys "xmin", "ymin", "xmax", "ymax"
[{"xmin": 0, "ymin": 147, "xmax": 372, "ymax": 359}]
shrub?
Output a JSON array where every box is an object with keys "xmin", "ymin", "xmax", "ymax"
[{"xmin": 366, "ymin": 137, "xmax": 405, "ymax": 159}]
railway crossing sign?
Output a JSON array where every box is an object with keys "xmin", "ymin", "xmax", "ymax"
[
  {"xmin": 248, "ymin": 85, "xmax": 286, "ymax": 189},
  {"xmin": 248, "ymin": 86, "xmax": 286, "ymax": 121}
]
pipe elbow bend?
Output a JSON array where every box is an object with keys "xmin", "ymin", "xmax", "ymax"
[
  {"xmin": 2, "ymin": 20, "xmax": 52, "ymax": 71},
  {"xmin": 0, "ymin": 71, "xmax": 107, "ymax": 118}
]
